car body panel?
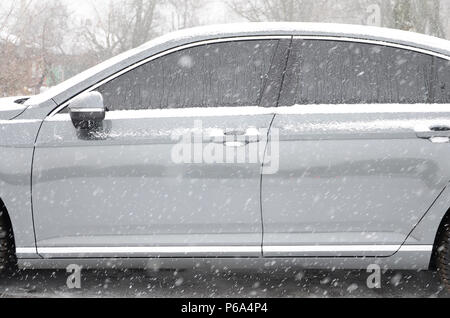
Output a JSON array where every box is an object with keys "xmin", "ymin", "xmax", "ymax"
[
  {"xmin": 0, "ymin": 119, "xmax": 41, "ymax": 252},
  {"xmin": 405, "ymin": 183, "xmax": 450, "ymax": 245},
  {"xmin": 263, "ymin": 105, "xmax": 450, "ymax": 257},
  {"xmin": 18, "ymin": 245, "xmax": 433, "ymax": 270},
  {"xmin": 0, "ymin": 23, "xmax": 449, "ymax": 269},
  {"xmin": 0, "ymin": 96, "xmax": 30, "ymax": 120},
  {"xmin": 32, "ymin": 109, "xmax": 273, "ymax": 257},
  {"xmin": 30, "ymin": 36, "xmax": 289, "ymax": 258},
  {"xmin": 0, "ymin": 99, "xmax": 56, "ymax": 254}
]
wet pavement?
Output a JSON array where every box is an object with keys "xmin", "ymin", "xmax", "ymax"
[{"xmin": 0, "ymin": 268, "xmax": 449, "ymax": 298}]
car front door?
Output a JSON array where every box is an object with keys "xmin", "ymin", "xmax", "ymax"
[
  {"xmin": 32, "ymin": 38, "xmax": 291, "ymax": 258},
  {"xmin": 263, "ymin": 38, "xmax": 450, "ymax": 257}
]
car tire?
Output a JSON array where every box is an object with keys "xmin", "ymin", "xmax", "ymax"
[
  {"xmin": 437, "ymin": 221, "xmax": 450, "ymax": 291},
  {"xmin": 0, "ymin": 215, "xmax": 15, "ymax": 276}
]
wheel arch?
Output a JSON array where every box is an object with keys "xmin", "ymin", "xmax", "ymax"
[
  {"xmin": 430, "ymin": 208, "xmax": 450, "ymax": 270},
  {"xmin": 400, "ymin": 183, "xmax": 450, "ymax": 270},
  {"xmin": 0, "ymin": 197, "xmax": 16, "ymax": 251}
]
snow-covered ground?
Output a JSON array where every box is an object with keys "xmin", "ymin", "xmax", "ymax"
[{"xmin": 1, "ymin": 269, "xmax": 448, "ymax": 298}]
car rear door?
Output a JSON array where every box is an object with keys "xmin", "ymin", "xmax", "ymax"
[
  {"xmin": 32, "ymin": 37, "xmax": 291, "ymax": 258},
  {"xmin": 262, "ymin": 38, "xmax": 450, "ymax": 257}
]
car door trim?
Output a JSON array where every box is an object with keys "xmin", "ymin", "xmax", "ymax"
[
  {"xmin": 48, "ymin": 103, "xmax": 450, "ymax": 123},
  {"xmin": 49, "ymin": 36, "xmax": 449, "ymax": 118},
  {"xmin": 263, "ymin": 245, "xmax": 432, "ymax": 257},
  {"xmin": 47, "ymin": 106, "xmax": 277, "ymax": 122},
  {"xmin": 36, "ymin": 246, "xmax": 262, "ymax": 258},
  {"xmin": 293, "ymin": 36, "xmax": 450, "ymax": 61},
  {"xmin": 16, "ymin": 247, "xmax": 38, "ymax": 255},
  {"xmin": 31, "ymin": 245, "xmax": 432, "ymax": 258}
]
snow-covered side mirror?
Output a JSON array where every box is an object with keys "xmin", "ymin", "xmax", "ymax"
[{"xmin": 69, "ymin": 91, "xmax": 106, "ymax": 130}]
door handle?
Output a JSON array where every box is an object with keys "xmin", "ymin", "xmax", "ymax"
[
  {"xmin": 224, "ymin": 130, "xmax": 246, "ymax": 136},
  {"xmin": 223, "ymin": 141, "xmax": 249, "ymax": 147},
  {"xmin": 415, "ymin": 125, "xmax": 450, "ymax": 143},
  {"xmin": 430, "ymin": 125, "xmax": 450, "ymax": 133},
  {"xmin": 208, "ymin": 128, "xmax": 261, "ymax": 145}
]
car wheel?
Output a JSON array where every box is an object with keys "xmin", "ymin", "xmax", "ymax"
[
  {"xmin": 0, "ymin": 216, "xmax": 15, "ymax": 276},
  {"xmin": 437, "ymin": 221, "xmax": 450, "ymax": 291}
]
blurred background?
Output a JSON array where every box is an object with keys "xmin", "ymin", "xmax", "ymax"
[{"xmin": 0, "ymin": 0, "xmax": 449, "ymax": 97}]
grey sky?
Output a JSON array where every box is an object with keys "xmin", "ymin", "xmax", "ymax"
[{"xmin": 66, "ymin": 0, "xmax": 243, "ymax": 26}]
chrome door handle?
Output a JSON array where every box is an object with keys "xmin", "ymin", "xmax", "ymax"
[
  {"xmin": 430, "ymin": 125, "xmax": 450, "ymax": 132},
  {"xmin": 415, "ymin": 125, "xmax": 450, "ymax": 142},
  {"xmin": 428, "ymin": 137, "xmax": 450, "ymax": 143},
  {"xmin": 224, "ymin": 141, "xmax": 249, "ymax": 147},
  {"xmin": 208, "ymin": 128, "xmax": 261, "ymax": 145},
  {"xmin": 224, "ymin": 130, "xmax": 246, "ymax": 136}
]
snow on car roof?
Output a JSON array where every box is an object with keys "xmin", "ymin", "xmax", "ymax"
[
  {"xmin": 139, "ymin": 22, "xmax": 450, "ymax": 55},
  {"xmin": 27, "ymin": 22, "xmax": 450, "ymax": 108}
]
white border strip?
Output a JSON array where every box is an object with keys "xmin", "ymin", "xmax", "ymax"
[
  {"xmin": 0, "ymin": 119, "xmax": 42, "ymax": 125},
  {"xmin": 264, "ymin": 245, "xmax": 400, "ymax": 253},
  {"xmin": 16, "ymin": 247, "xmax": 37, "ymax": 254},
  {"xmin": 48, "ymin": 106, "xmax": 274, "ymax": 122},
  {"xmin": 47, "ymin": 104, "xmax": 450, "ymax": 123},
  {"xmin": 293, "ymin": 36, "xmax": 450, "ymax": 61},
  {"xmin": 265, "ymin": 245, "xmax": 433, "ymax": 253},
  {"xmin": 35, "ymin": 245, "xmax": 433, "ymax": 256},
  {"xmin": 38, "ymin": 246, "xmax": 262, "ymax": 255},
  {"xmin": 399, "ymin": 245, "xmax": 433, "ymax": 252}
]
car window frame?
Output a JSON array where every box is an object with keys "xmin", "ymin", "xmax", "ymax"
[{"xmin": 50, "ymin": 35, "xmax": 293, "ymax": 116}]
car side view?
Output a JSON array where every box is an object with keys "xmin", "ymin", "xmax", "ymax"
[{"xmin": 0, "ymin": 22, "xmax": 449, "ymax": 289}]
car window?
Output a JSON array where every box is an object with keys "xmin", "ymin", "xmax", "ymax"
[
  {"xmin": 279, "ymin": 40, "xmax": 439, "ymax": 105},
  {"xmin": 433, "ymin": 58, "xmax": 450, "ymax": 103},
  {"xmin": 95, "ymin": 40, "xmax": 279, "ymax": 111}
]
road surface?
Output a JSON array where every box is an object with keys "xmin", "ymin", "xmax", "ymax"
[{"xmin": 0, "ymin": 268, "xmax": 449, "ymax": 298}]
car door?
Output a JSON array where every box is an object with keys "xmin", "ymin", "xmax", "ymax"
[
  {"xmin": 262, "ymin": 38, "xmax": 450, "ymax": 257},
  {"xmin": 32, "ymin": 37, "xmax": 291, "ymax": 258}
]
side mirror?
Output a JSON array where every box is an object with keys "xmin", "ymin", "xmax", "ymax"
[{"xmin": 69, "ymin": 91, "xmax": 106, "ymax": 129}]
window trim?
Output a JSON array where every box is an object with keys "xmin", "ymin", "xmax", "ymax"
[
  {"xmin": 50, "ymin": 35, "xmax": 450, "ymax": 117},
  {"xmin": 49, "ymin": 35, "xmax": 292, "ymax": 117},
  {"xmin": 293, "ymin": 36, "xmax": 450, "ymax": 61}
]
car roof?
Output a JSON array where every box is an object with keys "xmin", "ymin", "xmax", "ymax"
[
  {"xmin": 139, "ymin": 22, "xmax": 450, "ymax": 56},
  {"xmin": 27, "ymin": 22, "xmax": 450, "ymax": 108}
]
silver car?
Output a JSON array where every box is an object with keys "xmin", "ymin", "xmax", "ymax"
[{"xmin": 1, "ymin": 23, "xmax": 449, "ymax": 289}]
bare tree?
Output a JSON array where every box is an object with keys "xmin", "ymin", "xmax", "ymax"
[
  {"xmin": 0, "ymin": 2, "xmax": 14, "ymax": 32},
  {"xmin": 226, "ymin": 0, "xmax": 315, "ymax": 22},
  {"xmin": 166, "ymin": 0, "xmax": 205, "ymax": 30},
  {"xmin": 226, "ymin": 0, "xmax": 372, "ymax": 24},
  {"xmin": 361, "ymin": 0, "xmax": 445, "ymax": 37},
  {"xmin": 412, "ymin": 0, "xmax": 445, "ymax": 37},
  {"xmin": 226, "ymin": 0, "xmax": 446, "ymax": 38},
  {"xmin": 0, "ymin": 0, "xmax": 448, "ymax": 97},
  {"xmin": 81, "ymin": 0, "xmax": 163, "ymax": 60},
  {"xmin": 0, "ymin": 0, "xmax": 69, "ymax": 95},
  {"xmin": 11, "ymin": 0, "xmax": 69, "ymax": 92},
  {"xmin": 392, "ymin": 0, "xmax": 414, "ymax": 30}
]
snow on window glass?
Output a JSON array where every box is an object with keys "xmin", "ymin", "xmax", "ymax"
[
  {"xmin": 434, "ymin": 58, "xmax": 450, "ymax": 103},
  {"xmin": 97, "ymin": 40, "xmax": 278, "ymax": 111},
  {"xmin": 279, "ymin": 40, "xmax": 440, "ymax": 106}
]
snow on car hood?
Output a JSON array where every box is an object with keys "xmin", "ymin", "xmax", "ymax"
[{"xmin": 0, "ymin": 96, "xmax": 30, "ymax": 120}]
